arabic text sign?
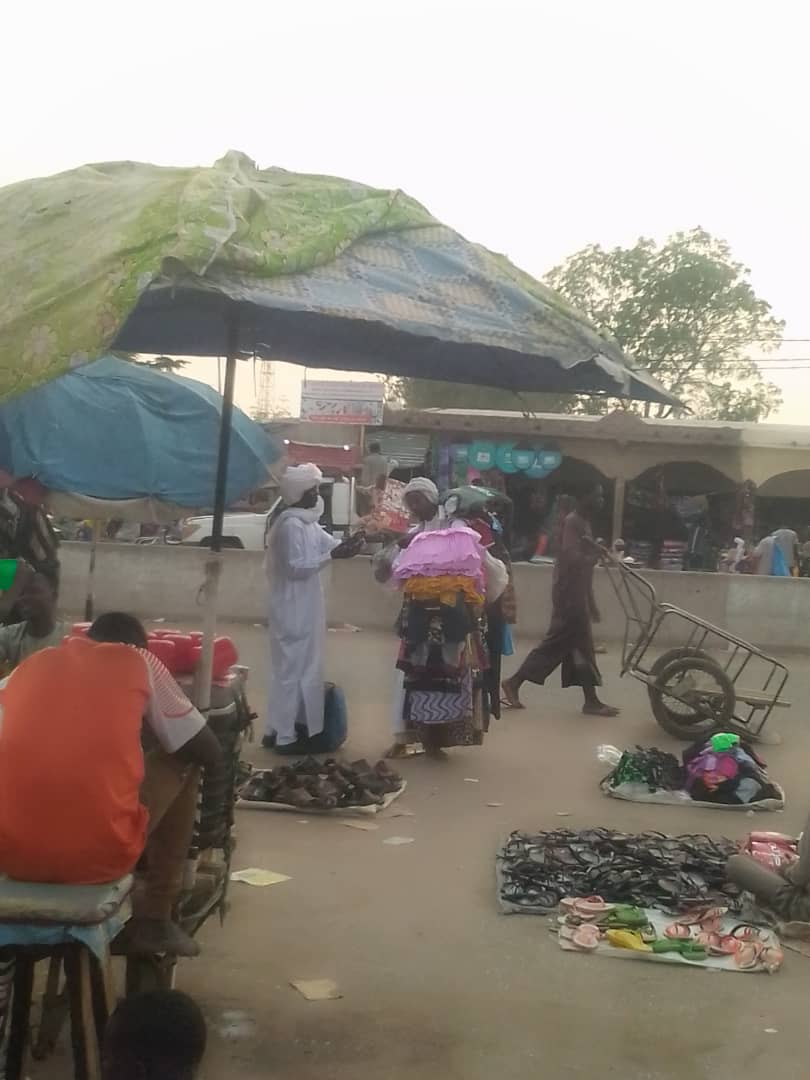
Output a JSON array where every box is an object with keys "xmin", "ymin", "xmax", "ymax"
[{"xmin": 300, "ymin": 380, "xmax": 384, "ymax": 425}]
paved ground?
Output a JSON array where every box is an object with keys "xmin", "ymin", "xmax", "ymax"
[{"xmin": 40, "ymin": 625, "xmax": 810, "ymax": 1079}]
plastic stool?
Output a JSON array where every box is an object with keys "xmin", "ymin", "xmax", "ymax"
[{"xmin": 0, "ymin": 876, "xmax": 131, "ymax": 1080}]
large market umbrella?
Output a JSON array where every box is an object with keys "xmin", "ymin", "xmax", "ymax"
[
  {"xmin": 0, "ymin": 355, "xmax": 279, "ymax": 624},
  {"xmin": 0, "ymin": 355, "xmax": 276, "ymax": 514},
  {"xmin": 0, "ymin": 150, "xmax": 678, "ymax": 704}
]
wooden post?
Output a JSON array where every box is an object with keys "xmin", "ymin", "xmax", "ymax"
[
  {"xmin": 5, "ymin": 954, "xmax": 34, "ymax": 1080},
  {"xmin": 65, "ymin": 947, "xmax": 101, "ymax": 1080},
  {"xmin": 611, "ymin": 477, "xmax": 626, "ymax": 543}
]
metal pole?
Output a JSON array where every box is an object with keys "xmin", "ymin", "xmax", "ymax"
[
  {"xmin": 211, "ymin": 317, "xmax": 239, "ymax": 552},
  {"xmin": 84, "ymin": 520, "xmax": 103, "ymax": 622},
  {"xmin": 196, "ymin": 314, "xmax": 238, "ymax": 710}
]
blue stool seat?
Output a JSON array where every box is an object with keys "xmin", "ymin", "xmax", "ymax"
[
  {"xmin": 0, "ymin": 876, "xmax": 132, "ymax": 1080},
  {"xmin": 0, "ymin": 874, "xmax": 132, "ymax": 927}
]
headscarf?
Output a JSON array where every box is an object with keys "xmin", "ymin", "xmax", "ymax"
[
  {"xmin": 402, "ymin": 477, "xmax": 439, "ymax": 506},
  {"xmin": 280, "ymin": 463, "xmax": 323, "ymax": 506}
]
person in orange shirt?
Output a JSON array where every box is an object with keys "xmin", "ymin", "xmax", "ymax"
[{"xmin": 0, "ymin": 611, "xmax": 220, "ymax": 957}]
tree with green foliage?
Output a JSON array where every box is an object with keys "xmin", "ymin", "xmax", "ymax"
[
  {"xmin": 137, "ymin": 354, "xmax": 188, "ymax": 373},
  {"xmin": 397, "ymin": 228, "xmax": 783, "ymax": 421},
  {"xmin": 113, "ymin": 352, "xmax": 188, "ymax": 373},
  {"xmin": 546, "ymin": 229, "xmax": 783, "ymax": 420}
]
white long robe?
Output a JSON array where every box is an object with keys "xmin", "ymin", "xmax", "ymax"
[{"xmin": 264, "ymin": 507, "xmax": 340, "ymax": 744}]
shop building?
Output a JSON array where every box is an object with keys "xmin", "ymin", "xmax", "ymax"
[{"xmin": 264, "ymin": 408, "xmax": 810, "ymax": 565}]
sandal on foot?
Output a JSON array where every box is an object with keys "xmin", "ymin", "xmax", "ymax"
[
  {"xmin": 500, "ymin": 681, "xmax": 524, "ymax": 709},
  {"xmin": 582, "ymin": 703, "xmax": 621, "ymax": 717}
]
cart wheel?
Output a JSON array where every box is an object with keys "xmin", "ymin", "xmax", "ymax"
[
  {"xmin": 647, "ymin": 647, "xmax": 715, "ymax": 719},
  {"xmin": 650, "ymin": 655, "xmax": 735, "ymax": 740}
]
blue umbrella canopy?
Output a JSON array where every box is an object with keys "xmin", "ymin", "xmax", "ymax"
[{"xmin": 0, "ymin": 356, "xmax": 279, "ymax": 511}]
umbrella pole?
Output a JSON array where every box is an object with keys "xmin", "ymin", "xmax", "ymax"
[
  {"xmin": 83, "ymin": 520, "xmax": 103, "ymax": 622},
  {"xmin": 195, "ymin": 318, "xmax": 238, "ymax": 711}
]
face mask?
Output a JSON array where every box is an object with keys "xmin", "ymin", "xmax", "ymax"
[{"xmin": 292, "ymin": 496, "xmax": 324, "ymax": 523}]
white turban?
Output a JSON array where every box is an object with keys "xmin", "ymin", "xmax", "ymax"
[
  {"xmin": 280, "ymin": 463, "xmax": 323, "ymax": 505},
  {"xmin": 403, "ymin": 477, "xmax": 439, "ymax": 505}
]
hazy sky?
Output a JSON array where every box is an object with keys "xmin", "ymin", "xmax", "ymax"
[{"xmin": 4, "ymin": 0, "xmax": 808, "ymax": 422}]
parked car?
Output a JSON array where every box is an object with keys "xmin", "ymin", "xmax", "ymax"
[{"xmin": 181, "ymin": 479, "xmax": 356, "ymax": 550}]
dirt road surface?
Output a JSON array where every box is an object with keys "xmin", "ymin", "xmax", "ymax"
[{"xmin": 38, "ymin": 625, "xmax": 810, "ymax": 1079}]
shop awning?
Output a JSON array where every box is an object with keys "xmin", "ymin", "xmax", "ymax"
[{"xmin": 376, "ymin": 431, "xmax": 431, "ymax": 468}]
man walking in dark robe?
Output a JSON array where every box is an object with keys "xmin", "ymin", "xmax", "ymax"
[{"xmin": 501, "ymin": 484, "xmax": 619, "ymax": 717}]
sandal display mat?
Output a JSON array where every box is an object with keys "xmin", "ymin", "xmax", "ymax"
[
  {"xmin": 237, "ymin": 781, "xmax": 407, "ymax": 816},
  {"xmin": 601, "ymin": 778, "xmax": 785, "ymax": 812},
  {"xmin": 555, "ymin": 907, "xmax": 780, "ymax": 973}
]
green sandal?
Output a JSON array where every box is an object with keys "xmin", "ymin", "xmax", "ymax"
[
  {"xmin": 651, "ymin": 939, "xmax": 708, "ymax": 961},
  {"xmin": 596, "ymin": 905, "xmax": 650, "ymax": 930}
]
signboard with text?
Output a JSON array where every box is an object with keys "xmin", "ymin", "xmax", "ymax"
[{"xmin": 300, "ymin": 380, "xmax": 384, "ymax": 425}]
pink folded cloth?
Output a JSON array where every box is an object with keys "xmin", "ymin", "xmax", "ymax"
[{"xmin": 393, "ymin": 527, "xmax": 484, "ymax": 582}]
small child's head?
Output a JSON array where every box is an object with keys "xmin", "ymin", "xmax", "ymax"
[
  {"xmin": 88, "ymin": 611, "xmax": 148, "ymax": 649},
  {"xmin": 103, "ymin": 990, "xmax": 207, "ymax": 1080}
]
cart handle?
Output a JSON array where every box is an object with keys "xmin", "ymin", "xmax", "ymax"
[{"xmin": 599, "ymin": 549, "xmax": 660, "ymax": 605}]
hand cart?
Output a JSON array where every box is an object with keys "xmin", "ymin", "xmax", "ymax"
[{"xmin": 602, "ymin": 554, "xmax": 790, "ymax": 742}]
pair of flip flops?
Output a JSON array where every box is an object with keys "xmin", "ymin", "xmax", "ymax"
[
  {"xmin": 560, "ymin": 923, "xmax": 601, "ymax": 951},
  {"xmin": 559, "ymin": 895, "xmax": 614, "ymax": 919},
  {"xmin": 729, "ymin": 926, "xmax": 784, "ymax": 972},
  {"xmin": 596, "ymin": 905, "xmax": 651, "ymax": 930}
]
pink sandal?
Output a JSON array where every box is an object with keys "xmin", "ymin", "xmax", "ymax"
[
  {"xmin": 560, "ymin": 896, "xmax": 613, "ymax": 919},
  {"xmin": 665, "ymin": 922, "xmax": 692, "ymax": 940},
  {"xmin": 734, "ymin": 941, "xmax": 763, "ymax": 970},
  {"xmin": 560, "ymin": 924, "xmax": 601, "ymax": 951},
  {"xmin": 760, "ymin": 945, "xmax": 784, "ymax": 974}
]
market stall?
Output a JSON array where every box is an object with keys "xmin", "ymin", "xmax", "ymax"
[{"xmin": 622, "ymin": 463, "xmax": 738, "ymax": 570}]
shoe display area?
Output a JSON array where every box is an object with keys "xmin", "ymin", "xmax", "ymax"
[
  {"xmin": 496, "ymin": 827, "xmax": 785, "ymax": 974},
  {"xmin": 237, "ymin": 757, "xmax": 406, "ymax": 815},
  {"xmin": 496, "ymin": 828, "xmax": 741, "ymax": 914}
]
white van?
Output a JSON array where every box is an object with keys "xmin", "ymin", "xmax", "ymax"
[{"xmin": 181, "ymin": 478, "xmax": 357, "ymax": 550}]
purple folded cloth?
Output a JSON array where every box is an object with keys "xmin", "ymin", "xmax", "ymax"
[{"xmin": 393, "ymin": 527, "xmax": 484, "ymax": 581}]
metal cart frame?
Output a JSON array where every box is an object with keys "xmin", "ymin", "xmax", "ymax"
[{"xmin": 602, "ymin": 554, "xmax": 789, "ymax": 740}]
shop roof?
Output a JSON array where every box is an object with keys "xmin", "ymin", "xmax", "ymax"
[{"xmin": 384, "ymin": 407, "xmax": 810, "ymax": 451}]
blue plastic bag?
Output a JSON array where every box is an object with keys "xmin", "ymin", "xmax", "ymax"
[{"xmin": 771, "ymin": 545, "xmax": 790, "ymax": 577}]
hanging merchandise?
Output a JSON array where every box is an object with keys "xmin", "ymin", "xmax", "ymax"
[
  {"xmin": 468, "ymin": 442, "xmax": 497, "ymax": 470},
  {"xmin": 525, "ymin": 463, "xmax": 549, "ymax": 479},
  {"xmin": 511, "ymin": 447, "xmax": 536, "ymax": 471},
  {"xmin": 436, "ymin": 441, "xmax": 452, "ymax": 493},
  {"xmin": 539, "ymin": 450, "xmax": 562, "ymax": 471},
  {"xmin": 495, "ymin": 444, "xmax": 518, "ymax": 474},
  {"xmin": 525, "ymin": 449, "xmax": 563, "ymax": 479}
]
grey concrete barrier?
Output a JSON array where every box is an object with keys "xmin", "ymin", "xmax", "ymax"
[{"xmin": 57, "ymin": 542, "xmax": 809, "ymax": 652}]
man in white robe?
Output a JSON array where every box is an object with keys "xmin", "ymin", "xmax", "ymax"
[{"xmin": 263, "ymin": 464, "xmax": 361, "ymax": 748}]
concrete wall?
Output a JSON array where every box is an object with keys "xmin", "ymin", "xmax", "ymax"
[{"xmin": 57, "ymin": 542, "xmax": 809, "ymax": 651}]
